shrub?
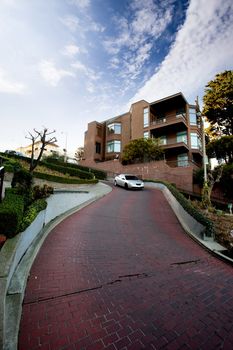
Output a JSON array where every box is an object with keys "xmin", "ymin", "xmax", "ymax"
[
  {"xmin": 145, "ymin": 179, "xmax": 214, "ymax": 237},
  {"xmin": 0, "ymin": 192, "xmax": 24, "ymax": 238},
  {"xmin": 11, "ymin": 168, "xmax": 33, "ymax": 192},
  {"xmin": 33, "ymin": 184, "xmax": 54, "ymax": 200},
  {"xmin": 20, "ymin": 199, "xmax": 47, "ymax": 232},
  {"xmin": 11, "ymin": 168, "xmax": 34, "ymax": 206},
  {"xmin": 1, "ymin": 158, "xmax": 22, "ymax": 173}
]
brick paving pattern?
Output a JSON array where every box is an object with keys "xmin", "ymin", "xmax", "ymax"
[{"xmin": 19, "ymin": 188, "xmax": 233, "ymax": 349}]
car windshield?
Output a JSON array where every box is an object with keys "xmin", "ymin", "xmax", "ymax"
[{"xmin": 125, "ymin": 175, "xmax": 139, "ymax": 180}]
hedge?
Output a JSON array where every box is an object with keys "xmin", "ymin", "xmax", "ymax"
[
  {"xmin": 145, "ymin": 179, "xmax": 214, "ymax": 237},
  {"xmin": 78, "ymin": 166, "xmax": 107, "ymax": 180},
  {"xmin": 20, "ymin": 199, "xmax": 47, "ymax": 232},
  {"xmin": 0, "ymin": 189, "xmax": 48, "ymax": 237},
  {"xmin": 33, "ymin": 171, "xmax": 98, "ymax": 184},
  {"xmin": 0, "ymin": 153, "xmax": 107, "ymax": 180},
  {"xmin": 41, "ymin": 161, "xmax": 94, "ymax": 179},
  {"xmin": 0, "ymin": 192, "xmax": 25, "ymax": 238},
  {"xmin": 43, "ymin": 159, "xmax": 107, "ymax": 180}
]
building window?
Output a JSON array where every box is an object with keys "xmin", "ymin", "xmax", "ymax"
[
  {"xmin": 177, "ymin": 153, "xmax": 188, "ymax": 167},
  {"xmin": 191, "ymin": 132, "xmax": 200, "ymax": 149},
  {"xmin": 107, "ymin": 123, "xmax": 121, "ymax": 134},
  {"xmin": 189, "ymin": 107, "xmax": 197, "ymax": 125},
  {"xmin": 143, "ymin": 107, "xmax": 149, "ymax": 127},
  {"xmin": 95, "ymin": 142, "xmax": 101, "ymax": 154},
  {"xmin": 107, "ymin": 140, "xmax": 121, "ymax": 153},
  {"xmin": 176, "ymin": 131, "xmax": 187, "ymax": 144},
  {"xmin": 144, "ymin": 131, "xmax": 149, "ymax": 139},
  {"xmin": 159, "ymin": 135, "xmax": 167, "ymax": 145}
]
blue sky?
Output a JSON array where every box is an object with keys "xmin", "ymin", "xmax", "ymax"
[{"xmin": 0, "ymin": 0, "xmax": 233, "ymax": 156}]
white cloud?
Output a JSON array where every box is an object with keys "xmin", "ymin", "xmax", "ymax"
[
  {"xmin": 60, "ymin": 14, "xmax": 104, "ymax": 35},
  {"xmin": 63, "ymin": 44, "xmax": 81, "ymax": 57},
  {"xmin": 71, "ymin": 60, "xmax": 102, "ymax": 81},
  {"xmin": 109, "ymin": 57, "xmax": 120, "ymax": 69},
  {"xmin": 130, "ymin": 0, "xmax": 233, "ymax": 105},
  {"xmin": 68, "ymin": 0, "xmax": 90, "ymax": 9},
  {"xmin": 89, "ymin": 20, "xmax": 105, "ymax": 33},
  {"xmin": 38, "ymin": 60, "xmax": 75, "ymax": 86},
  {"xmin": 103, "ymin": 0, "xmax": 173, "ymax": 81},
  {"xmin": 71, "ymin": 60, "xmax": 87, "ymax": 73},
  {"xmin": 86, "ymin": 81, "xmax": 95, "ymax": 93},
  {"xmin": 0, "ymin": 68, "xmax": 26, "ymax": 94},
  {"xmin": 60, "ymin": 15, "xmax": 80, "ymax": 32}
]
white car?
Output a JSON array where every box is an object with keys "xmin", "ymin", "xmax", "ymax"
[{"xmin": 114, "ymin": 174, "xmax": 144, "ymax": 190}]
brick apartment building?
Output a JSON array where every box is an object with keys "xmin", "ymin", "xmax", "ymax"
[{"xmin": 83, "ymin": 92, "xmax": 203, "ymax": 168}]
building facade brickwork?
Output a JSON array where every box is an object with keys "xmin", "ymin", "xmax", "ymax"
[{"xmin": 83, "ymin": 92, "xmax": 203, "ymax": 169}]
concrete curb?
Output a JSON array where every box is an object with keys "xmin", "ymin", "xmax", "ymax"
[
  {"xmin": 0, "ymin": 182, "xmax": 112, "ymax": 350},
  {"xmin": 145, "ymin": 182, "xmax": 233, "ymax": 265}
]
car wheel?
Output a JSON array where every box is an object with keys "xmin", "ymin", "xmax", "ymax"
[
  {"xmin": 124, "ymin": 183, "xmax": 128, "ymax": 189},
  {"xmin": 114, "ymin": 180, "xmax": 117, "ymax": 186}
]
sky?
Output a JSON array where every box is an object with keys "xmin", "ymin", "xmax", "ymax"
[{"xmin": 0, "ymin": 0, "xmax": 233, "ymax": 157}]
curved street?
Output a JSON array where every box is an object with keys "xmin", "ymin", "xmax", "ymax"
[{"xmin": 19, "ymin": 186, "xmax": 233, "ymax": 350}]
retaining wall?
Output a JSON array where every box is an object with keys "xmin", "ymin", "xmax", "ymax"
[{"xmin": 81, "ymin": 159, "xmax": 194, "ymax": 192}]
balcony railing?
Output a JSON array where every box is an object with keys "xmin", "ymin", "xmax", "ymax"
[
  {"xmin": 150, "ymin": 113, "xmax": 187, "ymax": 127},
  {"xmin": 158, "ymin": 137, "xmax": 188, "ymax": 149}
]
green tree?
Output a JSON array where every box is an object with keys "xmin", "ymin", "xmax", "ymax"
[
  {"xmin": 202, "ymin": 70, "xmax": 233, "ymax": 135},
  {"xmin": 206, "ymin": 135, "xmax": 233, "ymax": 164},
  {"xmin": 121, "ymin": 138, "xmax": 164, "ymax": 164}
]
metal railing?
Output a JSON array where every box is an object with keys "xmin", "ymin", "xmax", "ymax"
[
  {"xmin": 151, "ymin": 113, "xmax": 187, "ymax": 126},
  {"xmin": 158, "ymin": 137, "xmax": 188, "ymax": 147}
]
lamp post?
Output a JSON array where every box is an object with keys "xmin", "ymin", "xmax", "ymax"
[{"xmin": 61, "ymin": 132, "xmax": 68, "ymax": 163}]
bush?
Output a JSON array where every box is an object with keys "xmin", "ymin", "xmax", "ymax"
[
  {"xmin": 0, "ymin": 192, "xmax": 24, "ymax": 238},
  {"xmin": 11, "ymin": 168, "xmax": 33, "ymax": 192},
  {"xmin": 33, "ymin": 184, "xmax": 54, "ymax": 200},
  {"xmin": 20, "ymin": 199, "xmax": 47, "ymax": 232},
  {"xmin": 145, "ymin": 179, "xmax": 214, "ymax": 237},
  {"xmin": 1, "ymin": 158, "xmax": 22, "ymax": 173}
]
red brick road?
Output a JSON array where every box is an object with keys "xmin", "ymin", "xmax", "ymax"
[{"xmin": 19, "ymin": 187, "xmax": 233, "ymax": 350}]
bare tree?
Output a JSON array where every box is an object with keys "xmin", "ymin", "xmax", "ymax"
[{"xmin": 26, "ymin": 128, "xmax": 57, "ymax": 172}]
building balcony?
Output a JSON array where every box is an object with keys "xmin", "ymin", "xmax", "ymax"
[
  {"xmin": 158, "ymin": 137, "xmax": 189, "ymax": 151},
  {"xmin": 150, "ymin": 113, "xmax": 187, "ymax": 129}
]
